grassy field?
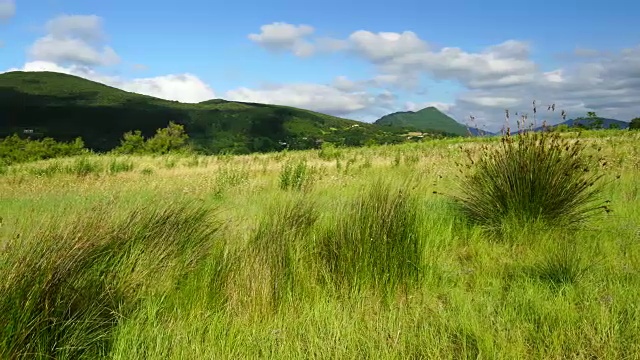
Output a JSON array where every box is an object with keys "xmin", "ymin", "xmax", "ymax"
[{"xmin": 1, "ymin": 130, "xmax": 639, "ymax": 359}]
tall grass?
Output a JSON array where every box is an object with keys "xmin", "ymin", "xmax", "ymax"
[
  {"xmin": 456, "ymin": 130, "xmax": 606, "ymax": 233},
  {"xmin": 247, "ymin": 196, "xmax": 320, "ymax": 310},
  {"xmin": 0, "ymin": 130, "xmax": 638, "ymax": 358},
  {"xmin": 108, "ymin": 158, "xmax": 134, "ymax": 174},
  {"xmin": 279, "ymin": 159, "xmax": 313, "ymax": 191},
  {"xmin": 0, "ymin": 201, "xmax": 223, "ymax": 359},
  {"xmin": 317, "ymin": 143, "xmax": 342, "ymax": 161},
  {"xmin": 68, "ymin": 156, "xmax": 102, "ymax": 176},
  {"xmin": 319, "ymin": 179, "xmax": 423, "ymax": 292}
]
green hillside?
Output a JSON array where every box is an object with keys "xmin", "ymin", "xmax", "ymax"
[
  {"xmin": 0, "ymin": 71, "xmax": 407, "ymax": 154},
  {"xmin": 374, "ymin": 106, "xmax": 469, "ymax": 136}
]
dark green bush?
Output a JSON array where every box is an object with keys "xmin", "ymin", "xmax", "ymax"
[
  {"xmin": 0, "ymin": 134, "xmax": 87, "ymax": 165},
  {"xmin": 112, "ymin": 122, "xmax": 191, "ymax": 155}
]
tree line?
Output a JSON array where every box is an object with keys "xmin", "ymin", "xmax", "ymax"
[{"xmin": 2, "ymin": 117, "xmax": 638, "ymax": 168}]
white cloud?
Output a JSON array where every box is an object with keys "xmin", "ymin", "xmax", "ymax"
[
  {"xmin": 381, "ymin": 39, "xmax": 640, "ymax": 126},
  {"xmin": 0, "ymin": 0, "xmax": 15, "ymax": 22},
  {"xmin": 225, "ymin": 83, "xmax": 375, "ymax": 115},
  {"xmin": 486, "ymin": 40, "xmax": 531, "ymax": 59},
  {"xmin": 252, "ymin": 25, "xmax": 539, "ymax": 94},
  {"xmin": 458, "ymin": 95, "xmax": 520, "ymax": 108},
  {"xmin": 248, "ymin": 23, "xmax": 640, "ymax": 128},
  {"xmin": 249, "ymin": 24, "xmax": 536, "ymax": 92},
  {"xmin": 348, "ymin": 30, "xmax": 428, "ymax": 62},
  {"xmin": 446, "ymin": 46, "xmax": 640, "ymax": 128},
  {"xmin": 9, "ymin": 60, "xmax": 76, "ymax": 74},
  {"xmin": 119, "ymin": 74, "xmax": 215, "ymax": 103},
  {"xmin": 45, "ymin": 15, "xmax": 105, "ymax": 41},
  {"xmin": 225, "ymin": 81, "xmax": 398, "ymax": 118},
  {"xmin": 543, "ymin": 69, "xmax": 564, "ymax": 83},
  {"xmin": 29, "ymin": 36, "xmax": 120, "ymax": 66},
  {"xmin": 374, "ymin": 41, "xmax": 537, "ymax": 90},
  {"xmin": 28, "ymin": 14, "xmax": 120, "ymax": 66},
  {"xmin": 404, "ymin": 101, "xmax": 453, "ymax": 113},
  {"xmin": 248, "ymin": 22, "xmax": 316, "ymax": 57},
  {"xmin": 372, "ymin": 74, "xmax": 402, "ymax": 85},
  {"xmin": 331, "ymin": 75, "xmax": 365, "ymax": 92}
]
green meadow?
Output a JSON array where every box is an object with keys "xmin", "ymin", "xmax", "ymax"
[{"xmin": 1, "ymin": 130, "xmax": 639, "ymax": 359}]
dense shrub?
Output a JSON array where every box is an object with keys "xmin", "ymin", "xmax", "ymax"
[
  {"xmin": 112, "ymin": 122, "xmax": 191, "ymax": 155},
  {"xmin": 114, "ymin": 130, "xmax": 146, "ymax": 154},
  {"xmin": 0, "ymin": 134, "xmax": 87, "ymax": 165}
]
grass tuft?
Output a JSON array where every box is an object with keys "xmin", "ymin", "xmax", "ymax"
[
  {"xmin": 67, "ymin": 156, "xmax": 102, "ymax": 176},
  {"xmin": 247, "ymin": 196, "xmax": 320, "ymax": 309},
  {"xmin": 531, "ymin": 241, "xmax": 590, "ymax": 289},
  {"xmin": 279, "ymin": 159, "xmax": 314, "ymax": 191},
  {"xmin": 319, "ymin": 179, "xmax": 423, "ymax": 292},
  {"xmin": 108, "ymin": 158, "xmax": 134, "ymax": 174}
]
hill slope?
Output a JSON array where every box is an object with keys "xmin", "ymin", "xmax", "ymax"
[
  {"xmin": 374, "ymin": 107, "xmax": 471, "ymax": 136},
  {"xmin": 0, "ymin": 71, "xmax": 405, "ymax": 153}
]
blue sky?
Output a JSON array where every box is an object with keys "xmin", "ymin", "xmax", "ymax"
[{"xmin": 1, "ymin": 0, "xmax": 639, "ymax": 129}]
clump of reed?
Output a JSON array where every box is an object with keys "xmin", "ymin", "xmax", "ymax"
[{"xmin": 455, "ymin": 103, "xmax": 606, "ymax": 234}]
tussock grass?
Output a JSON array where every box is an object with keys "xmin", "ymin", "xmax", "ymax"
[{"xmin": 456, "ymin": 130, "xmax": 606, "ymax": 233}]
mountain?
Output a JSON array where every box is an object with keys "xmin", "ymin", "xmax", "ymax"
[
  {"xmin": 534, "ymin": 117, "xmax": 630, "ymax": 131},
  {"xmin": 374, "ymin": 106, "xmax": 478, "ymax": 136},
  {"xmin": 0, "ymin": 71, "xmax": 407, "ymax": 154},
  {"xmin": 466, "ymin": 127, "xmax": 496, "ymax": 136}
]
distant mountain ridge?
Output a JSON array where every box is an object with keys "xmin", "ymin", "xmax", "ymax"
[
  {"xmin": 534, "ymin": 117, "xmax": 630, "ymax": 131},
  {"xmin": 374, "ymin": 104, "xmax": 631, "ymax": 137},
  {"xmin": 374, "ymin": 106, "xmax": 493, "ymax": 136}
]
